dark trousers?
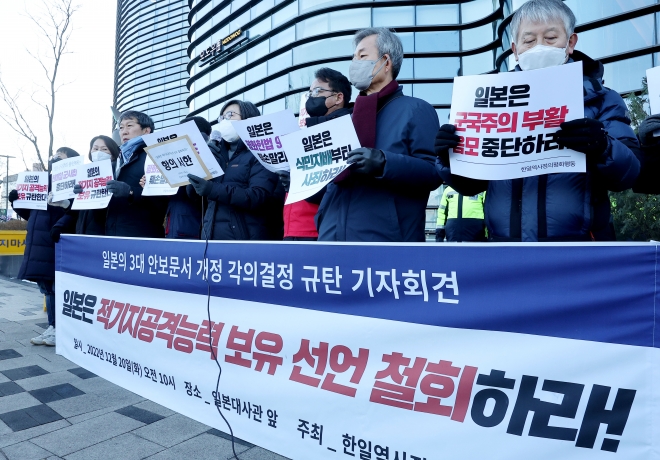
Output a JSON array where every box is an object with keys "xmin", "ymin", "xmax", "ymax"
[{"xmin": 37, "ymin": 280, "xmax": 55, "ymax": 327}]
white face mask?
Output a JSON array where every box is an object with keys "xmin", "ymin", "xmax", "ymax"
[
  {"xmin": 217, "ymin": 118, "xmax": 240, "ymax": 143},
  {"xmin": 517, "ymin": 43, "xmax": 569, "ymax": 71},
  {"xmin": 91, "ymin": 151, "xmax": 112, "ymax": 162}
]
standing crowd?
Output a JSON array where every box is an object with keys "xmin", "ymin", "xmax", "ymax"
[{"xmin": 8, "ymin": 0, "xmax": 660, "ymax": 346}]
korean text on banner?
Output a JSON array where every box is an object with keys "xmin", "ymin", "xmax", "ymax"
[
  {"xmin": 281, "ymin": 114, "xmax": 359, "ymax": 204},
  {"xmin": 51, "ymin": 156, "xmax": 83, "ymax": 201},
  {"xmin": 145, "ymin": 135, "xmax": 211, "ymax": 187},
  {"xmin": 71, "ymin": 160, "xmax": 114, "ymax": 210},
  {"xmin": 232, "ymin": 110, "xmax": 300, "ymax": 173},
  {"xmin": 13, "ymin": 172, "xmax": 48, "ymax": 210},
  {"xmin": 142, "ymin": 156, "xmax": 177, "ymax": 196},
  {"xmin": 449, "ymin": 61, "xmax": 585, "ymax": 180},
  {"xmin": 142, "ymin": 121, "xmax": 224, "ymax": 178}
]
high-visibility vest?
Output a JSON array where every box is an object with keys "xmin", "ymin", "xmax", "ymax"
[{"xmin": 436, "ymin": 186, "xmax": 485, "ymax": 228}]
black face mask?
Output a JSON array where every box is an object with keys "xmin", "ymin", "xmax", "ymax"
[{"xmin": 305, "ymin": 96, "xmax": 331, "ymax": 117}]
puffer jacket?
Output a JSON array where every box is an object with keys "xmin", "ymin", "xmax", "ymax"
[
  {"xmin": 437, "ymin": 51, "xmax": 641, "ymax": 241},
  {"xmin": 192, "ymin": 140, "xmax": 278, "ymax": 240}
]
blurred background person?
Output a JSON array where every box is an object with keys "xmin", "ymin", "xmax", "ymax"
[
  {"xmin": 633, "ymin": 114, "xmax": 660, "ymax": 194},
  {"xmin": 435, "ymin": 186, "xmax": 486, "ymax": 242}
]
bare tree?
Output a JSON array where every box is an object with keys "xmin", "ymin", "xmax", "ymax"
[{"xmin": 0, "ymin": 0, "xmax": 77, "ymax": 171}]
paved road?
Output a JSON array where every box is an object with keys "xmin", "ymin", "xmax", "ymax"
[{"xmin": 0, "ymin": 275, "xmax": 288, "ymax": 460}]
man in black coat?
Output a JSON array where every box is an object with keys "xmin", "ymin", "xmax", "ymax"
[{"xmin": 105, "ymin": 111, "xmax": 168, "ymax": 238}]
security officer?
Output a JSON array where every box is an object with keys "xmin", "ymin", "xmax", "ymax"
[{"xmin": 436, "ymin": 186, "xmax": 486, "ymax": 242}]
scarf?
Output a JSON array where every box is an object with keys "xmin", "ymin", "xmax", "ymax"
[
  {"xmin": 351, "ymin": 79, "xmax": 400, "ymax": 149},
  {"xmin": 120, "ymin": 136, "xmax": 145, "ymax": 166}
]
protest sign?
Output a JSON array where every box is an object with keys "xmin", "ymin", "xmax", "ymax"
[
  {"xmin": 449, "ymin": 61, "xmax": 585, "ymax": 180},
  {"xmin": 13, "ymin": 172, "xmax": 48, "ymax": 210},
  {"xmin": 142, "ymin": 156, "xmax": 178, "ymax": 196},
  {"xmin": 56, "ymin": 236, "xmax": 660, "ymax": 460},
  {"xmin": 71, "ymin": 160, "xmax": 114, "ymax": 210},
  {"xmin": 298, "ymin": 92, "xmax": 310, "ymax": 128},
  {"xmin": 144, "ymin": 135, "xmax": 211, "ymax": 187},
  {"xmin": 142, "ymin": 121, "xmax": 224, "ymax": 178},
  {"xmin": 51, "ymin": 156, "xmax": 84, "ymax": 201},
  {"xmin": 280, "ymin": 115, "xmax": 358, "ymax": 204},
  {"xmin": 232, "ymin": 110, "xmax": 300, "ymax": 172},
  {"xmin": 646, "ymin": 66, "xmax": 660, "ymax": 115}
]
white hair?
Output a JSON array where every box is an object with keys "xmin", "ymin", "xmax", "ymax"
[
  {"xmin": 353, "ymin": 27, "xmax": 403, "ymax": 79},
  {"xmin": 511, "ymin": 0, "xmax": 576, "ymax": 44}
]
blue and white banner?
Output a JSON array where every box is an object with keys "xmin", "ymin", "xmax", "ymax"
[{"xmin": 55, "ymin": 236, "xmax": 660, "ymax": 459}]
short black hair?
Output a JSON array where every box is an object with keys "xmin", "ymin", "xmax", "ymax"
[
  {"xmin": 56, "ymin": 147, "xmax": 80, "ymax": 158},
  {"xmin": 181, "ymin": 116, "xmax": 212, "ymax": 136},
  {"xmin": 119, "ymin": 110, "xmax": 155, "ymax": 133},
  {"xmin": 219, "ymin": 100, "xmax": 261, "ymax": 121},
  {"xmin": 315, "ymin": 67, "xmax": 351, "ymax": 105},
  {"xmin": 88, "ymin": 135, "xmax": 120, "ymax": 161}
]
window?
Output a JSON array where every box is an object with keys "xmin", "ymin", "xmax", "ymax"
[
  {"xmin": 416, "ymin": 5, "xmax": 458, "ymax": 26},
  {"xmin": 414, "ymin": 58, "xmax": 460, "ymax": 79},
  {"xmin": 269, "ymin": 50, "xmax": 292, "ymax": 75},
  {"xmin": 373, "ymin": 7, "xmax": 414, "ymax": 27},
  {"xmin": 265, "ymin": 74, "xmax": 289, "ymax": 99},
  {"xmin": 415, "ymin": 32, "xmax": 460, "ymax": 52},
  {"xmin": 413, "ymin": 83, "xmax": 453, "ymax": 105}
]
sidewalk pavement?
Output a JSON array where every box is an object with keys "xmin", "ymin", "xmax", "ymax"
[{"xmin": 0, "ymin": 275, "xmax": 289, "ymax": 460}]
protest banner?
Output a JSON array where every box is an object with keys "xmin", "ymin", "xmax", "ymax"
[
  {"xmin": 0, "ymin": 230, "xmax": 26, "ymax": 255},
  {"xmin": 55, "ymin": 237, "xmax": 660, "ymax": 460},
  {"xmin": 13, "ymin": 172, "xmax": 48, "ymax": 210},
  {"xmin": 449, "ymin": 62, "xmax": 586, "ymax": 180},
  {"xmin": 142, "ymin": 156, "xmax": 178, "ymax": 197},
  {"xmin": 144, "ymin": 135, "xmax": 212, "ymax": 187},
  {"xmin": 232, "ymin": 110, "xmax": 300, "ymax": 173},
  {"xmin": 51, "ymin": 156, "xmax": 83, "ymax": 201},
  {"xmin": 71, "ymin": 160, "xmax": 114, "ymax": 210},
  {"xmin": 142, "ymin": 120, "xmax": 224, "ymax": 178},
  {"xmin": 280, "ymin": 115, "xmax": 358, "ymax": 204}
]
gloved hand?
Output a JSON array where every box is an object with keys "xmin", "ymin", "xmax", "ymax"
[
  {"xmin": 73, "ymin": 183, "xmax": 84, "ymax": 195},
  {"xmin": 277, "ymin": 171, "xmax": 290, "ymax": 192},
  {"xmin": 555, "ymin": 118, "xmax": 608, "ymax": 161},
  {"xmin": 637, "ymin": 114, "xmax": 660, "ymax": 147},
  {"xmin": 106, "ymin": 180, "xmax": 132, "ymax": 198},
  {"xmin": 346, "ymin": 148, "xmax": 385, "ymax": 176},
  {"xmin": 50, "ymin": 226, "xmax": 62, "ymax": 243},
  {"xmin": 47, "ymin": 192, "xmax": 70, "ymax": 209},
  {"xmin": 8, "ymin": 190, "xmax": 18, "ymax": 203},
  {"xmin": 187, "ymin": 174, "xmax": 213, "ymax": 197},
  {"xmin": 434, "ymin": 124, "xmax": 460, "ymax": 167},
  {"xmin": 435, "ymin": 228, "xmax": 446, "ymax": 242},
  {"xmin": 139, "ymin": 175, "xmax": 146, "ymax": 188}
]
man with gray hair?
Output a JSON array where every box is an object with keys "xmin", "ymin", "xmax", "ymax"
[
  {"xmin": 434, "ymin": 0, "xmax": 640, "ymax": 242},
  {"xmin": 316, "ymin": 27, "xmax": 442, "ymax": 242}
]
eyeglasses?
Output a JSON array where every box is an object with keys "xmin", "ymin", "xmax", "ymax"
[
  {"xmin": 306, "ymin": 87, "xmax": 336, "ymax": 98},
  {"xmin": 221, "ymin": 111, "xmax": 241, "ymax": 120}
]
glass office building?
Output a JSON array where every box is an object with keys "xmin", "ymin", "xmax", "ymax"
[
  {"xmin": 185, "ymin": 0, "xmax": 660, "ymax": 125},
  {"xmin": 114, "ymin": 0, "xmax": 191, "ymax": 130}
]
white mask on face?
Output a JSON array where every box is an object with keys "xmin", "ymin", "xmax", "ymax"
[
  {"xmin": 517, "ymin": 43, "xmax": 569, "ymax": 71},
  {"xmin": 217, "ymin": 118, "xmax": 240, "ymax": 143},
  {"xmin": 91, "ymin": 151, "xmax": 112, "ymax": 162}
]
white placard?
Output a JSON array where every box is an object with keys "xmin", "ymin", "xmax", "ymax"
[
  {"xmin": 51, "ymin": 156, "xmax": 84, "ymax": 201},
  {"xmin": 13, "ymin": 171, "xmax": 48, "ymax": 210},
  {"xmin": 280, "ymin": 115, "xmax": 359, "ymax": 204},
  {"xmin": 299, "ymin": 91, "xmax": 310, "ymax": 128},
  {"xmin": 232, "ymin": 110, "xmax": 300, "ymax": 173},
  {"xmin": 142, "ymin": 121, "xmax": 224, "ymax": 178},
  {"xmin": 71, "ymin": 160, "xmax": 114, "ymax": 210},
  {"xmin": 646, "ymin": 66, "xmax": 660, "ymax": 116},
  {"xmin": 142, "ymin": 156, "xmax": 178, "ymax": 196},
  {"xmin": 144, "ymin": 135, "xmax": 211, "ymax": 187},
  {"xmin": 449, "ymin": 62, "xmax": 586, "ymax": 180}
]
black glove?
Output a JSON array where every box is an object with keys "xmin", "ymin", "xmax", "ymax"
[
  {"xmin": 73, "ymin": 183, "xmax": 83, "ymax": 194},
  {"xmin": 8, "ymin": 189, "xmax": 18, "ymax": 203},
  {"xmin": 346, "ymin": 148, "xmax": 385, "ymax": 176},
  {"xmin": 434, "ymin": 124, "xmax": 460, "ymax": 167},
  {"xmin": 50, "ymin": 226, "xmax": 62, "ymax": 243},
  {"xmin": 435, "ymin": 228, "xmax": 446, "ymax": 242},
  {"xmin": 106, "ymin": 180, "xmax": 132, "ymax": 198},
  {"xmin": 187, "ymin": 174, "xmax": 213, "ymax": 197},
  {"xmin": 277, "ymin": 171, "xmax": 290, "ymax": 192},
  {"xmin": 555, "ymin": 118, "xmax": 608, "ymax": 161},
  {"xmin": 638, "ymin": 114, "xmax": 660, "ymax": 147}
]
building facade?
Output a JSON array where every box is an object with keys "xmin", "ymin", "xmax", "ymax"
[
  {"xmin": 185, "ymin": 0, "xmax": 660, "ymax": 126},
  {"xmin": 114, "ymin": 0, "xmax": 191, "ymax": 130}
]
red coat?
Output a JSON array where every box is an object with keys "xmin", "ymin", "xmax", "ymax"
[{"xmin": 283, "ymin": 197, "xmax": 319, "ymax": 238}]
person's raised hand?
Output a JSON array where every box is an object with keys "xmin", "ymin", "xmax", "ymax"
[
  {"xmin": 346, "ymin": 148, "xmax": 385, "ymax": 176},
  {"xmin": 434, "ymin": 124, "xmax": 460, "ymax": 167},
  {"xmin": 106, "ymin": 180, "xmax": 132, "ymax": 198},
  {"xmin": 555, "ymin": 118, "xmax": 608, "ymax": 161},
  {"xmin": 187, "ymin": 174, "xmax": 213, "ymax": 197}
]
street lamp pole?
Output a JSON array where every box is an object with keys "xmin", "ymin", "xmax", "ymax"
[{"xmin": 0, "ymin": 155, "xmax": 15, "ymax": 220}]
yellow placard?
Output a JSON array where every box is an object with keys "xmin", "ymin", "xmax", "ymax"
[{"xmin": 0, "ymin": 230, "xmax": 27, "ymax": 256}]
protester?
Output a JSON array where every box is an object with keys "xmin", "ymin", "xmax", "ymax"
[
  {"xmin": 105, "ymin": 110, "xmax": 168, "ymax": 238},
  {"xmin": 435, "ymin": 186, "xmax": 486, "ymax": 242},
  {"xmin": 315, "ymin": 28, "xmax": 442, "ymax": 242},
  {"xmin": 9, "ymin": 147, "xmax": 80, "ymax": 346},
  {"xmin": 279, "ymin": 67, "xmax": 353, "ymax": 241},
  {"xmin": 186, "ymin": 100, "xmax": 279, "ymax": 240},
  {"xmin": 434, "ymin": 0, "xmax": 640, "ymax": 242},
  {"xmin": 632, "ymin": 114, "xmax": 660, "ymax": 194},
  {"xmin": 51, "ymin": 135, "xmax": 120, "ymax": 240}
]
